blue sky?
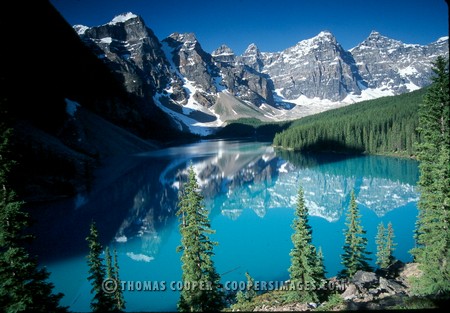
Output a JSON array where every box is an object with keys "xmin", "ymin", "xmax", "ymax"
[{"xmin": 50, "ymin": 0, "xmax": 448, "ymax": 55}]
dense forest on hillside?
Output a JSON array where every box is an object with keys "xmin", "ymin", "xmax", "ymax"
[{"xmin": 273, "ymin": 88, "xmax": 427, "ymax": 156}]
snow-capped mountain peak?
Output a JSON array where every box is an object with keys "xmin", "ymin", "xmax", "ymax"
[
  {"xmin": 437, "ymin": 36, "xmax": 449, "ymax": 43},
  {"xmin": 212, "ymin": 44, "xmax": 235, "ymax": 57},
  {"xmin": 243, "ymin": 43, "xmax": 260, "ymax": 56},
  {"xmin": 317, "ymin": 30, "xmax": 336, "ymax": 40},
  {"xmin": 74, "ymin": 13, "xmax": 449, "ymax": 136},
  {"xmin": 73, "ymin": 24, "xmax": 89, "ymax": 35},
  {"xmin": 109, "ymin": 12, "xmax": 139, "ymax": 24}
]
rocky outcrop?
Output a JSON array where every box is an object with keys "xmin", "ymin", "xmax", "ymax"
[
  {"xmin": 350, "ymin": 31, "xmax": 448, "ymax": 94},
  {"xmin": 163, "ymin": 33, "xmax": 220, "ymax": 107},
  {"xmin": 212, "ymin": 44, "xmax": 275, "ymax": 107},
  {"xmin": 338, "ymin": 262, "xmax": 424, "ymax": 310},
  {"xmin": 261, "ymin": 31, "xmax": 365, "ymax": 101},
  {"xmin": 246, "ymin": 262, "xmax": 433, "ymax": 311},
  {"xmin": 241, "ymin": 43, "xmax": 265, "ymax": 72},
  {"xmin": 77, "ymin": 13, "xmax": 173, "ymax": 97}
]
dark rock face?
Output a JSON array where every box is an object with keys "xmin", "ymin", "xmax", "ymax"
[{"xmin": 77, "ymin": 13, "xmax": 173, "ymax": 97}]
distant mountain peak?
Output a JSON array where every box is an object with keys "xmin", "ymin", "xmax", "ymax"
[
  {"xmin": 298, "ymin": 30, "xmax": 338, "ymax": 47},
  {"xmin": 243, "ymin": 43, "xmax": 260, "ymax": 55},
  {"xmin": 354, "ymin": 30, "xmax": 405, "ymax": 50},
  {"xmin": 212, "ymin": 44, "xmax": 235, "ymax": 57},
  {"xmin": 73, "ymin": 24, "xmax": 89, "ymax": 35},
  {"xmin": 164, "ymin": 32, "xmax": 202, "ymax": 52},
  {"xmin": 168, "ymin": 32, "xmax": 198, "ymax": 42},
  {"xmin": 317, "ymin": 30, "xmax": 335, "ymax": 38},
  {"xmin": 109, "ymin": 12, "xmax": 139, "ymax": 24}
]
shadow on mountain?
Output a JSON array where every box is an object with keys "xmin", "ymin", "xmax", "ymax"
[{"xmin": 2, "ymin": 1, "xmax": 192, "ymax": 202}]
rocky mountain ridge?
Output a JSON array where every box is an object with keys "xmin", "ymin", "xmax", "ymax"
[{"xmin": 74, "ymin": 12, "xmax": 449, "ymax": 135}]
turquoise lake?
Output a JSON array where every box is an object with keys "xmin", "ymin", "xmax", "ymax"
[{"xmin": 28, "ymin": 140, "xmax": 420, "ymax": 312}]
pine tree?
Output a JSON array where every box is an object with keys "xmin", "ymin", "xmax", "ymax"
[
  {"xmin": 104, "ymin": 246, "xmax": 126, "ymax": 312},
  {"xmin": 86, "ymin": 221, "xmax": 114, "ymax": 312},
  {"xmin": 375, "ymin": 222, "xmax": 388, "ymax": 269},
  {"xmin": 287, "ymin": 186, "xmax": 325, "ymax": 303},
  {"xmin": 385, "ymin": 222, "xmax": 397, "ymax": 266},
  {"xmin": 234, "ymin": 271, "xmax": 257, "ymax": 307},
  {"xmin": 176, "ymin": 164, "xmax": 225, "ymax": 312},
  {"xmin": 0, "ymin": 102, "xmax": 67, "ymax": 313},
  {"xmin": 340, "ymin": 190, "xmax": 372, "ymax": 278},
  {"xmin": 113, "ymin": 248, "xmax": 126, "ymax": 311},
  {"xmin": 314, "ymin": 246, "xmax": 326, "ymax": 280},
  {"xmin": 105, "ymin": 246, "xmax": 113, "ymax": 280},
  {"xmin": 376, "ymin": 222, "xmax": 396, "ymax": 270},
  {"xmin": 244, "ymin": 272, "xmax": 257, "ymax": 301},
  {"xmin": 410, "ymin": 56, "xmax": 450, "ymax": 296}
]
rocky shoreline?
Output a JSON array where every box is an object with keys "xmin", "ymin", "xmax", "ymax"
[{"xmin": 237, "ymin": 261, "xmax": 448, "ymax": 311}]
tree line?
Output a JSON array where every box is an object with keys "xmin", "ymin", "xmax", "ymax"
[{"xmin": 273, "ymin": 87, "xmax": 427, "ymax": 156}]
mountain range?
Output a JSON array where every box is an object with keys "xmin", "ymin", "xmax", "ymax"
[{"xmin": 74, "ymin": 12, "xmax": 449, "ymax": 135}]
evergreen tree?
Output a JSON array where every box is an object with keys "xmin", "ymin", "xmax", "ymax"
[
  {"xmin": 113, "ymin": 248, "xmax": 126, "ymax": 311},
  {"xmin": 340, "ymin": 190, "xmax": 372, "ymax": 277},
  {"xmin": 234, "ymin": 272, "xmax": 257, "ymax": 307},
  {"xmin": 104, "ymin": 246, "xmax": 126, "ymax": 312},
  {"xmin": 105, "ymin": 246, "xmax": 113, "ymax": 280},
  {"xmin": 0, "ymin": 102, "xmax": 67, "ymax": 313},
  {"xmin": 410, "ymin": 56, "xmax": 450, "ymax": 296},
  {"xmin": 375, "ymin": 222, "xmax": 388, "ymax": 269},
  {"xmin": 176, "ymin": 164, "xmax": 225, "ymax": 312},
  {"xmin": 243, "ymin": 271, "xmax": 257, "ymax": 301},
  {"xmin": 86, "ymin": 221, "xmax": 114, "ymax": 312},
  {"xmin": 385, "ymin": 222, "xmax": 396, "ymax": 266},
  {"xmin": 376, "ymin": 222, "xmax": 396, "ymax": 269},
  {"xmin": 314, "ymin": 246, "xmax": 326, "ymax": 280},
  {"xmin": 287, "ymin": 186, "xmax": 325, "ymax": 303}
]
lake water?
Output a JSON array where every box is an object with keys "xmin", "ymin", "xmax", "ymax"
[{"xmin": 28, "ymin": 140, "xmax": 420, "ymax": 312}]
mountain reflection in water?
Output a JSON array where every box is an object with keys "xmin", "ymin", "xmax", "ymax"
[
  {"xmin": 27, "ymin": 140, "xmax": 419, "ymax": 312},
  {"xmin": 30, "ymin": 140, "xmax": 419, "ymax": 260}
]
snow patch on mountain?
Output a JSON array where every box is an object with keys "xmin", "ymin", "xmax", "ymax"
[
  {"xmin": 73, "ymin": 25, "xmax": 88, "ymax": 35},
  {"xmin": 109, "ymin": 12, "xmax": 138, "ymax": 24}
]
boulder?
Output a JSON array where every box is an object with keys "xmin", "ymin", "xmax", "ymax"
[{"xmin": 352, "ymin": 270, "xmax": 378, "ymax": 288}]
